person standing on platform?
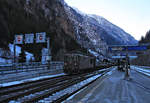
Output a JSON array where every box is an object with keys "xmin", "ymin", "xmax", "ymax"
[{"xmin": 124, "ymin": 54, "xmax": 130, "ymax": 80}]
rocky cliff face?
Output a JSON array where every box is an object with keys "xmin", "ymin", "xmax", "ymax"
[
  {"xmin": 0, "ymin": 0, "xmax": 137, "ymax": 61},
  {"xmin": 65, "ymin": 7, "xmax": 137, "ymax": 45},
  {"xmin": 0, "ymin": 0, "xmax": 85, "ymax": 61}
]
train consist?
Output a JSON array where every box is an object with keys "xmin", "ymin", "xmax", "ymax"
[{"xmin": 64, "ymin": 52, "xmax": 114, "ymax": 74}]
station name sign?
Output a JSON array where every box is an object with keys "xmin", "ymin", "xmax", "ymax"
[
  {"xmin": 109, "ymin": 47, "xmax": 125, "ymax": 51},
  {"xmin": 109, "ymin": 45, "xmax": 147, "ymax": 51},
  {"xmin": 127, "ymin": 46, "xmax": 147, "ymax": 51}
]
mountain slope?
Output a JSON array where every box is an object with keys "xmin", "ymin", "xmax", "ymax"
[
  {"xmin": 0, "ymin": 0, "xmax": 137, "ymax": 61},
  {"xmin": 88, "ymin": 14, "xmax": 137, "ymax": 45},
  {"xmin": 67, "ymin": 7, "xmax": 137, "ymax": 45}
]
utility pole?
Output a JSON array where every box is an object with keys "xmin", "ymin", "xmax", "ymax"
[
  {"xmin": 47, "ymin": 37, "xmax": 51, "ymax": 69},
  {"xmin": 13, "ymin": 40, "xmax": 16, "ymax": 69}
]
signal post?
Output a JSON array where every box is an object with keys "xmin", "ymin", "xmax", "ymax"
[{"xmin": 14, "ymin": 32, "xmax": 51, "ymax": 69}]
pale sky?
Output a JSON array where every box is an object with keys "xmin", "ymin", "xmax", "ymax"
[{"xmin": 64, "ymin": 0, "xmax": 150, "ymax": 40}]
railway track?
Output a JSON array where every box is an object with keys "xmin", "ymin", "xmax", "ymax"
[
  {"xmin": 0, "ymin": 68, "xmax": 112, "ymax": 103},
  {"xmin": 52, "ymin": 73, "xmax": 106, "ymax": 103},
  {"xmin": 0, "ymin": 74, "xmax": 66, "ymax": 90},
  {"xmin": 48, "ymin": 69, "xmax": 112, "ymax": 103},
  {"xmin": 0, "ymin": 75, "xmax": 69, "ymax": 102}
]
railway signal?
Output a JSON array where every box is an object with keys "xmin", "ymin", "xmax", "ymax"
[
  {"xmin": 25, "ymin": 33, "xmax": 34, "ymax": 44},
  {"xmin": 14, "ymin": 32, "xmax": 51, "ymax": 69},
  {"xmin": 15, "ymin": 35, "xmax": 23, "ymax": 44},
  {"xmin": 36, "ymin": 32, "xmax": 46, "ymax": 43}
]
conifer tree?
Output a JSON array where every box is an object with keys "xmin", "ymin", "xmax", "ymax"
[{"xmin": 139, "ymin": 29, "xmax": 150, "ymax": 44}]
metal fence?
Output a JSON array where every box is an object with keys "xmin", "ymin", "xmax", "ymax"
[{"xmin": 0, "ymin": 61, "xmax": 64, "ymax": 74}]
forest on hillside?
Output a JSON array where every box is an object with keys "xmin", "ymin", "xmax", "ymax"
[
  {"xmin": 132, "ymin": 30, "xmax": 150, "ymax": 66},
  {"xmin": 139, "ymin": 30, "xmax": 150, "ymax": 44}
]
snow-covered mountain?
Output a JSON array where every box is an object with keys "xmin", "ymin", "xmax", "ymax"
[
  {"xmin": 88, "ymin": 14, "xmax": 137, "ymax": 45},
  {"xmin": 64, "ymin": 5, "xmax": 109, "ymax": 57},
  {"xmin": 0, "ymin": 0, "xmax": 137, "ymax": 61},
  {"xmin": 65, "ymin": 5, "xmax": 137, "ymax": 45}
]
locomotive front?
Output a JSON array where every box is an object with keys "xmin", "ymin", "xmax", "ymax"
[
  {"xmin": 64, "ymin": 52, "xmax": 96, "ymax": 74},
  {"xmin": 64, "ymin": 54, "xmax": 79, "ymax": 74}
]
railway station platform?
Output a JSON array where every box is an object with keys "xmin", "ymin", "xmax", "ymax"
[{"xmin": 65, "ymin": 67, "xmax": 150, "ymax": 103}]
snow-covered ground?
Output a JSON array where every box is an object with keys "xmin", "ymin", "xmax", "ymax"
[
  {"xmin": 9, "ymin": 44, "xmax": 33, "ymax": 62},
  {"xmin": 0, "ymin": 58, "xmax": 12, "ymax": 64},
  {"xmin": 138, "ymin": 66, "xmax": 150, "ymax": 69},
  {"xmin": 0, "ymin": 44, "xmax": 34, "ymax": 64},
  {"xmin": 88, "ymin": 49, "xmax": 99, "ymax": 57},
  {"xmin": 131, "ymin": 66, "xmax": 150, "ymax": 76}
]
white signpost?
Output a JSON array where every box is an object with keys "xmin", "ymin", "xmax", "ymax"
[
  {"xmin": 25, "ymin": 33, "xmax": 34, "ymax": 44},
  {"xmin": 36, "ymin": 32, "xmax": 46, "ymax": 43}
]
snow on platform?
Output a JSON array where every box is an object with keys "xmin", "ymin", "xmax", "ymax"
[
  {"xmin": 132, "ymin": 66, "xmax": 150, "ymax": 76},
  {"xmin": 64, "ymin": 67, "xmax": 150, "ymax": 103}
]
